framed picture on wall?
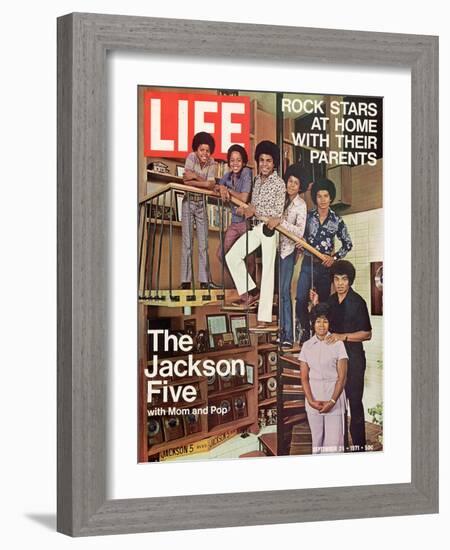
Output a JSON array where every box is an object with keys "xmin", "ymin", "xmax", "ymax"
[
  {"xmin": 230, "ymin": 315, "xmax": 249, "ymax": 346},
  {"xmin": 371, "ymin": 261, "xmax": 383, "ymax": 315},
  {"xmin": 206, "ymin": 314, "xmax": 229, "ymax": 348}
]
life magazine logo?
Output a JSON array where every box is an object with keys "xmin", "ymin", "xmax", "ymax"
[{"xmin": 143, "ymin": 90, "xmax": 251, "ymax": 161}]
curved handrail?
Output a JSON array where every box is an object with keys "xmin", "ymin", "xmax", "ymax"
[{"xmin": 140, "ymin": 182, "xmax": 326, "ymax": 261}]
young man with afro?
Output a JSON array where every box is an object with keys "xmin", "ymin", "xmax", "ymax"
[
  {"xmin": 226, "ymin": 140, "xmax": 285, "ymax": 329},
  {"xmin": 296, "ymin": 178, "xmax": 353, "ymax": 343}
]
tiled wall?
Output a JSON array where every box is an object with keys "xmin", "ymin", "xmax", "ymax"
[{"xmin": 342, "ymin": 208, "xmax": 383, "ymax": 370}]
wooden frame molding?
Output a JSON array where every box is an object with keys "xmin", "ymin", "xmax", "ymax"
[{"xmin": 57, "ymin": 13, "xmax": 438, "ymax": 536}]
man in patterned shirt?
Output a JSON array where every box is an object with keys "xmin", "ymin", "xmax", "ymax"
[
  {"xmin": 226, "ymin": 141, "xmax": 285, "ymax": 329},
  {"xmin": 266, "ymin": 164, "xmax": 308, "ymax": 348},
  {"xmin": 296, "ymin": 178, "xmax": 352, "ymax": 343}
]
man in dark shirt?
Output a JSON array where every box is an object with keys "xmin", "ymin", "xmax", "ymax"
[
  {"xmin": 296, "ymin": 178, "xmax": 352, "ymax": 344},
  {"xmin": 311, "ymin": 260, "xmax": 372, "ymax": 451}
]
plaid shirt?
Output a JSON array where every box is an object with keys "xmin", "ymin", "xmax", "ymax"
[{"xmin": 304, "ymin": 208, "xmax": 352, "ymax": 259}]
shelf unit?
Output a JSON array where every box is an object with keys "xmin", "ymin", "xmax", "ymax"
[
  {"xmin": 256, "ymin": 330, "xmax": 279, "ymax": 433},
  {"xmin": 140, "ymin": 304, "xmax": 259, "ymax": 461},
  {"xmin": 138, "ymin": 86, "xmax": 299, "ymax": 460}
]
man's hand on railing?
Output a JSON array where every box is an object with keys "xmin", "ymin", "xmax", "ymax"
[
  {"xmin": 321, "ymin": 254, "xmax": 335, "ymax": 268},
  {"xmin": 266, "ymin": 217, "xmax": 281, "ymax": 230},
  {"xmin": 183, "ymin": 169, "xmax": 198, "ymax": 182},
  {"xmin": 243, "ymin": 205, "xmax": 256, "ymax": 219},
  {"xmin": 218, "ymin": 184, "xmax": 231, "ymax": 202}
]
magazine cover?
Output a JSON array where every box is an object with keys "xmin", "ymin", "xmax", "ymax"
[{"xmin": 138, "ymin": 86, "xmax": 383, "ymax": 462}]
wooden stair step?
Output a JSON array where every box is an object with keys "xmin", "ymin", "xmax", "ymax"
[
  {"xmin": 281, "ymin": 368, "xmax": 301, "ymax": 382},
  {"xmin": 288, "ymin": 417, "xmax": 312, "ymax": 455},
  {"xmin": 291, "ymin": 423, "xmax": 312, "ymax": 443},
  {"xmin": 281, "ymin": 354, "xmax": 301, "ymax": 367},
  {"xmin": 220, "ymin": 305, "xmax": 257, "ymax": 313},
  {"xmin": 258, "ymin": 432, "xmax": 277, "ymax": 456},
  {"xmin": 292, "ymin": 422, "xmax": 312, "ymax": 434},
  {"xmin": 250, "ymin": 327, "xmax": 279, "ymax": 334},
  {"xmin": 280, "ymin": 344, "xmax": 301, "ymax": 354},
  {"xmin": 282, "ymin": 367, "xmax": 300, "ymax": 376},
  {"xmin": 140, "ymin": 289, "xmax": 225, "ymax": 308},
  {"xmin": 282, "ymin": 400, "xmax": 306, "ymax": 409},
  {"xmin": 282, "ymin": 387, "xmax": 304, "ymax": 394},
  {"xmin": 290, "ymin": 442, "xmax": 313, "ymax": 455},
  {"xmin": 282, "ymin": 392, "xmax": 304, "ymax": 400},
  {"xmin": 281, "ymin": 387, "xmax": 305, "ymax": 401},
  {"xmin": 283, "ymin": 412, "xmax": 307, "ymax": 426},
  {"xmin": 282, "ymin": 395, "xmax": 304, "ymax": 402}
]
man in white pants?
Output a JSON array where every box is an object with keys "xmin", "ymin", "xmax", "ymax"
[{"xmin": 225, "ymin": 141, "xmax": 285, "ymax": 329}]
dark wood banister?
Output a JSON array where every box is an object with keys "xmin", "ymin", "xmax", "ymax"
[{"xmin": 140, "ymin": 182, "xmax": 327, "ymax": 261}]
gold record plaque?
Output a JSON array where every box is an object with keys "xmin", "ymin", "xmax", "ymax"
[
  {"xmin": 233, "ymin": 395, "xmax": 247, "ymax": 419},
  {"xmin": 267, "ymin": 351, "xmax": 278, "ymax": 372},
  {"xmin": 258, "ymin": 353, "xmax": 265, "ymax": 374},
  {"xmin": 207, "ymin": 372, "xmax": 220, "ymax": 393},
  {"xmin": 163, "ymin": 416, "xmax": 184, "ymax": 441},
  {"xmin": 267, "ymin": 376, "xmax": 277, "ymax": 398},
  {"xmin": 220, "ymin": 399, "xmax": 234, "ymax": 423},
  {"xmin": 220, "ymin": 371, "xmax": 234, "ymax": 390},
  {"xmin": 148, "ymin": 417, "xmax": 164, "ymax": 446},
  {"xmin": 183, "ymin": 412, "xmax": 202, "ymax": 435},
  {"xmin": 258, "ymin": 382, "xmax": 265, "ymax": 401}
]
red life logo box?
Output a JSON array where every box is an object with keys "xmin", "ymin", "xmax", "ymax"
[{"xmin": 143, "ymin": 91, "xmax": 251, "ymax": 161}]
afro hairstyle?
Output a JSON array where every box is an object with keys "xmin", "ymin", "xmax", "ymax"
[
  {"xmin": 330, "ymin": 260, "xmax": 356, "ymax": 286},
  {"xmin": 283, "ymin": 164, "xmax": 309, "ymax": 193},
  {"xmin": 310, "ymin": 178, "xmax": 336, "ymax": 204},
  {"xmin": 192, "ymin": 132, "xmax": 215, "ymax": 154},
  {"xmin": 227, "ymin": 144, "xmax": 248, "ymax": 166},
  {"xmin": 254, "ymin": 140, "xmax": 280, "ymax": 169}
]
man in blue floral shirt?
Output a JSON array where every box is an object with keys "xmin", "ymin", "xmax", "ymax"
[{"xmin": 296, "ymin": 178, "xmax": 352, "ymax": 343}]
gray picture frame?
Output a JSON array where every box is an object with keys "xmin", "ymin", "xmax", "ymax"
[{"xmin": 57, "ymin": 13, "xmax": 438, "ymax": 537}]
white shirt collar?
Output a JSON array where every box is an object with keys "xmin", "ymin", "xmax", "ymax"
[{"xmin": 311, "ymin": 332, "xmax": 331, "ymax": 344}]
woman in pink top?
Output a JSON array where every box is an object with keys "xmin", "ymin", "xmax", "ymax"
[{"xmin": 299, "ymin": 303, "xmax": 348, "ymax": 454}]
